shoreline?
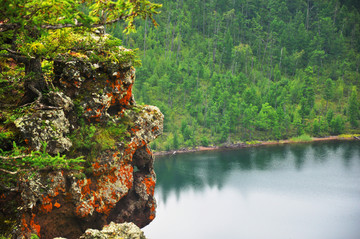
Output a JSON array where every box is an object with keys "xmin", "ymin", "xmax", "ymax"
[{"xmin": 153, "ymin": 135, "xmax": 359, "ymax": 157}]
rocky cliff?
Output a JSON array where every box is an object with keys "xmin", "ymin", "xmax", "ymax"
[{"xmin": 0, "ymin": 36, "xmax": 163, "ymax": 238}]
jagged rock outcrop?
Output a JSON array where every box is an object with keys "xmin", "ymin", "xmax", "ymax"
[{"xmin": 0, "ymin": 42, "xmax": 163, "ymax": 239}]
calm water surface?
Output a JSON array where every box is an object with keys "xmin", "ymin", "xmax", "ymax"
[{"xmin": 143, "ymin": 141, "xmax": 360, "ymax": 239}]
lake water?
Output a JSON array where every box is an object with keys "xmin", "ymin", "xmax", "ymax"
[{"xmin": 143, "ymin": 141, "xmax": 360, "ymax": 239}]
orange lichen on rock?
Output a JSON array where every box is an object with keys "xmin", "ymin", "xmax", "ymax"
[
  {"xmin": 145, "ymin": 146, "xmax": 152, "ymax": 155},
  {"xmin": 108, "ymin": 171, "xmax": 118, "ymax": 184},
  {"xmin": 123, "ymin": 141, "xmax": 137, "ymax": 161},
  {"xmin": 93, "ymin": 162, "xmax": 101, "ymax": 170},
  {"xmin": 119, "ymin": 164, "xmax": 134, "ymax": 190},
  {"xmin": 130, "ymin": 126, "xmax": 140, "ymax": 134},
  {"xmin": 54, "ymin": 202, "xmax": 61, "ymax": 208},
  {"xmin": 30, "ymin": 214, "xmax": 41, "ymax": 235},
  {"xmin": 118, "ymin": 84, "xmax": 133, "ymax": 106},
  {"xmin": 142, "ymin": 177, "xmax": 155, "ymax": 195},
  {"xmin": 21, "ymin": 214, "xmax": 28, "ymax": 233},
  {"xmin": 40, "ymin": 195, "xmax": 53, "ymax": 214},
  {"xmin": 92, "ymin": 162, "xmax": 109, "ymax": 177},
  {"xmin": 148, "ymin": 201, "xmax": 156, "ymax": 221},
  {"xmin": 75, "ymin": 159, "xmax": 135, "ymax": 218},
  {"xmin": 112, "ymin": 151, "xmax": 120, "ymax": 159},
  {"xmin": 79, "ymin": 178, "xmax": 92, "ymax": 195},
  {"xmin": 76, "ymin": 202, "xmax": 91, "ymax": 218},
  {"xmin": 21, "ymin": 214, "xmax": 41, "ymax": 236}
]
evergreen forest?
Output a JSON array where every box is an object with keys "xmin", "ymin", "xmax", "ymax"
[{"xmin": 109, "ymin": 0, "xmax": 360, "ymax": 150}]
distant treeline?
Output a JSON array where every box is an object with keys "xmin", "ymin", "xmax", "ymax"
[{"xmin": 110, "ymin": 0, "xmax": 360, "ymax": 150}]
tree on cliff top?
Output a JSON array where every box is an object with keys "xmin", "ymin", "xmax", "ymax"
[{"xmin": 0, "ymin": 0, "xmax": 161, "ymax": 105}]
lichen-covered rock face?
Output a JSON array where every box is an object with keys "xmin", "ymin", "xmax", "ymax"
[
  {"xmin": 53, "ymin": 52, "xmax": 136, "ymax": 123},
  {"xmin": 1, "ymin": 45, "xmax": 163, "ymax": 239},
  {"xmin": 14, "ymin": 108, "xmax": 72, "ymax": 154},
  {"xmin": 79, "ymin": 222, "xmax": 147, "ymax": 239}
]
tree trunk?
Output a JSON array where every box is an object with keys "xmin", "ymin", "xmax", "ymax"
[{"xmin": 20, "ymin": 57, "xmax": 47, "ymax": 105}]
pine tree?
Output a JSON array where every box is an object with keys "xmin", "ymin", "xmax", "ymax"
[{"xmin": 348, "ymin": 86, "xmax": 359, "ymax": 128}]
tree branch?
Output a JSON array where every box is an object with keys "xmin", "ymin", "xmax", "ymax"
[
  {"xmin": 0, "ymin": 48, "xmax": 33, "ymax": 65},
  {"xmin": 40, "ymin": 13, "xmax": 132, "ymax": 30},
  {"xmin": 0, "ymin": 47, "xmax": 24, "ymax": 56},
  {"xmin": 0, "ymin": 181, "xmax": 19, "ymax": 191},
  {"xmin": 0, "ymin": 155, "xmax": 30, "ymax": 160},
  {"xmin": 0, "ymin": 12, "xmax": 134, "ymax": 33},
  {"xmin": 0, "ymin": 54, "xmax": 28, "ymax": 64},
  {"xmin": 0, "ymin": 23, "xmax": 20, "ymax": 32},
  {"xmin": 0, "ymin": 168, "xmax": 18, "ymax": 175}
]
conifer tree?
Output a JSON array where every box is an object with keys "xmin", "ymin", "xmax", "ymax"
[{"xmin": 348, "ymin": 86, "xmax": 359, "ymax": 128}]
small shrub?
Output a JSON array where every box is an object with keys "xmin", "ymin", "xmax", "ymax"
[{"xmin": 200, "ymin": 136, "xmax": 209, "ymax": 147}]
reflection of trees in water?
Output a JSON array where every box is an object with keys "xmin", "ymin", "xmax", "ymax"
[
  {"xmin": 154, "ymin": 141, "xmax": 359, "ymax": 202},
  {"xmin": 310, "ymin": 141, "xmax": 359, "ymax": 168},
  {"xmin": 252, "ymin": 145, "xmax": 289, "ymax": 170},
  {"xmin": 341, "ymin": 141, "xmax": 359, "ymax": 168},
  {"xmin": 289, "ymin": 144, "xmax": 308, "ymax": 170},
  {"xmin": 327, "ymin": 140, "xmax": 341, "ymax": 152},
  {"xmin": 155, "ymin": 152, "xmax": 230, "ymax": 202},
  {"xmin": 155, "ymin": 146, "xmax": 291, "ymax": 201},
  {"xmin": 312, "ymin": 142, "xmax": 328, "ymax": 162}
]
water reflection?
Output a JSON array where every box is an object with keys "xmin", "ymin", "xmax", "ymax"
[
  {"xmin": 147, "ymin": 141, "xmax": 360, "ymax": 239},
  {"xmin": 155, "ymin": 141, "xmax": 360, "ymax": 200}
]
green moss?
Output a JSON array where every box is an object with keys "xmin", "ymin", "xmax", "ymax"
[
  {"xmin": 94, "ymin": 121, "xmax": 130, "ymax": 151},
  {"xmin": 73, "ymin": 100, "xmax": 85, "ymax": 118},
  {"xmin": 69, "ymin": 121, "xmax": 97, "ymax": 151},
  {"xmin": 94, "ymin": 128, "xmax": 116, "ymax": 151},
  {"xmin": 69, "ymin": 118, "xmax": 131, "ymax": 159}
]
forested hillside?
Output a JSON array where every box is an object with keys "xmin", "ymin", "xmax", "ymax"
[{"xmin": 110, "ymin": 0, "xmax": 360, "ymax": 150}]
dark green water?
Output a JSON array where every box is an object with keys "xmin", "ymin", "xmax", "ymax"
[{"xmin": 143, "ymin": 141, "xmax": 360, "ymax": 239}]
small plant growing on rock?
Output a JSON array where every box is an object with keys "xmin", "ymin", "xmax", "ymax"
[{"xmin": 0, "ymin": 142, "xmax": 85, "ymax": 188}]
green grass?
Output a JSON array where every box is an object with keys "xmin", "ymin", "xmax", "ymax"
[
  {"xmin": 338, "ymin": 133, "xmax": 360, "ymax": 139},
  {"xmin": 290, "ymin": 134, "xmax": 313, "ymax": 142},
  {"xmin": 245, "ymin": 140, "xmax": 261, "ymax": 145}
]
